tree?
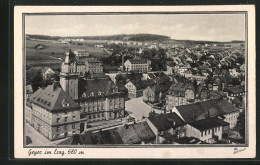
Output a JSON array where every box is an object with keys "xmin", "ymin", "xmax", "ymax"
[
  {"xmin": 84, "ymin": 71, "xmax": 91, "ymax": 78},
  {"xmin": 26, "ymin": 67, "xmax": 43, "ymax": 87},
  {"xmin": 115, "ymin": 74, "xmax": 127, "ymax": 85}
]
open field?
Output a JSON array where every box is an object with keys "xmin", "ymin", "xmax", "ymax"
[{"xmin": 26, "ymin": 40, "xmax": 109, "ymax": 58}]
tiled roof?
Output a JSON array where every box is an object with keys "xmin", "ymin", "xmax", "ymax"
[
  {"xmin": 165, "ymin": 112, "xmax": 186, "ymax": 128},
  {"xmin": 167, "ymin": 83, "xmax": 195, "ymax": 97},
  {"xmin": 26, "ymin": 87, "xmax": 43, "ymax": 107},
  {"xmin": 59, "ymin": 121, "xmax": 155, "ymax": 145},
  {"xmin": 148, "ymin": 114, "xmax": 173, "ymax": 132},
  {"xmin": 30, "ymin": 82, "xmax": 80, "ymax": 112},
  {"xmin": 189, "ymin": 117, "xmax": 229, "ymax": 131},
  {"xmin": 78, "ymin": 79, "xmax": 124, "ymax": 99},
  {"xmin": 85, "ymin": 58, "xmax": 102, "ymax": 63},
  {"xmin": 224, "ymin": 86, "xmax": 245, "ymax": 94},
  {"xmin": 175, "ymin": 98, "xmax": 239, "ymax": 123},
  {"xmin": 127, "ymin": 59, "xmax": 150, "ymax": 64}
]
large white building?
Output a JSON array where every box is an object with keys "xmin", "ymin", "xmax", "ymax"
[{"xmin": 124, "ymin": 59, "xmax": 151, "ymax": 73}]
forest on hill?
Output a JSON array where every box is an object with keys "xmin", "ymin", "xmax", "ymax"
[{"xmin": 27, "ymin": 33, "xmax": 170, "ymax": 41}]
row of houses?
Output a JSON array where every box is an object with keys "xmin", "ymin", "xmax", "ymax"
[{"xmin": 58, "ymin": 97, "xmax": 240, "ymax": 145}]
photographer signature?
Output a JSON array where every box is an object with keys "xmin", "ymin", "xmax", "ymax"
[{"xmin": 233, "ymin": 147, "xmax": 246, "ymax": 154}]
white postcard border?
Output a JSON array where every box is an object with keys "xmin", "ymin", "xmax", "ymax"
[{"xmin": 14, "ymin": 5, "xmax": 256, "ymax": 159}]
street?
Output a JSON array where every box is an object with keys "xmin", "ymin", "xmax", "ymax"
[
  {"xmin": 125, "ymin": 97, "xmax": 162, "ymax": 121},
  {"xmin": 25, "ymin": 123, "xmax": 69, "ymax": 146}
]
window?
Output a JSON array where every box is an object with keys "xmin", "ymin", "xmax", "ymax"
[
  {"xmin": 97, "ymin": 113, "xmax": 100, "ymax": 118},
  {"xmin": 72, "ymin": 124, "xmax": 75, "ymax": 129},
  {"xmin": 72, "ymin": 116, "xmax": 76, "ymax": 121},
  {"xmin": 205, "ymin": 131, "xmax": 207, "ymax": 136},
  {"xmin": 57, "ymin": 118, "xmax": 60, "ymax": 123},
  {"xmin": 201, "ymin": 132, "xmax": 203, "ymax": 137},
  {"xmin": 64, "ymin": 117, "xmax": 68, "ymax": 122},
  {"xmin": 64, "ymin": 125, "xmax": 67, "ymax": 130},
  {"xmin": 56, "ymin": 127, "xmax": 60, "ymax": 132},
  {"xmin": 101, "ymin": 113, "xmax": 104, "ymax": 117},
  {"xmin": 89, "ymin": 115, "xmax": 92, "ymax": 119}
]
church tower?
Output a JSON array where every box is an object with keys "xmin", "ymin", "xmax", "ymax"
[{"xmin": 60, "ymin": 50, "xmax": 79, "ymax": 100}]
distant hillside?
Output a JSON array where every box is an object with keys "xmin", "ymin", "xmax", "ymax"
[{"xmin": 27, "ymin": 34, "xmax": 170, "ymax": 41}]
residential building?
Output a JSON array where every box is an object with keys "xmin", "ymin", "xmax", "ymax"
[
  {"xmin": 240, "ymin": 64, "xmax": 245, "ymax": 72},
  {"xmin": 174, "ymin": 63, "xmax": 191, "ymax": 76},
  {"xmin": 172, "ymin": 98, "xmax": 240, "ymax": 129},
  {"xmin": 41, "ymin": 67, "xmax": 55, "ymax": 80},
  {"xmin": 26, "ymin": 85, "xmax": 33, "ymax": 99},
  {"xmin": 26, "ymin": 82, "xmax": 84, "ymax": 141},
  {"xmin": 146, "ymin": 113, "xmax": 186, "ymax": 144},
  {"xmin": 224, "ymin": 86, "xmax": 245, "ymax": 103},
  {"xmin": 125, "ymin": 80, "xmax": 144, "ymax": 98},
  {"xmin": 85, "ymin": 58, "xmax": 103, "ymax": 74},
  {"xmin": 186, "ymin": 117, "xmax": 229, "ymax": 143},
  {"xmin": 166, "ymin": 83, "xmax": 196, "ymax": 111},
  {"xmin": 58, "ymin": 121, "xmax": 156, "ymax": 145},
  {"xmin": 143, "ymin": 83, "xmax": 170, "ymax": 103},
  {"xmin": 73, "ymin": 50, "xmax": 89, "ymax": 57},
  {"xmin": 124, "ymin": 59, "xmax": 151, "ymax": 72}
]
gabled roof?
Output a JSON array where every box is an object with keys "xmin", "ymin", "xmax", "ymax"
[
  {"xmin": 175, "ymin": 98, "xmax": 239, "ymax": 123},
  {"xmin": 30, "ymin": 82, "xmax": 80, "ymax": 112}
]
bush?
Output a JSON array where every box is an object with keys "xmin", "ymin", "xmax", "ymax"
[{"xmin": 26, "ymin": 136, "xmax": 32, "ymax": 145}]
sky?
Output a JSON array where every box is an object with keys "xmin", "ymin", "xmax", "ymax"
[{"xmin": 25, "ymin": 14, "xmax": 245, "ymax": 42}]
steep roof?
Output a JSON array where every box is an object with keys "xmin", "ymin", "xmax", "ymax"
[
  {"xmin": 30, "ymin": 82, "xmax": 80, "ymax": 112},
  {"xmin": 189, "ymin": 117, "xmax": 229, "ymax": 131},
  {"xmin": 175, "ymin": 98, "xmax": 239, "ymax": 123},
  {"xmin": 148, "ymin": 114, "xmax": 173, "ymax": 132},
  {"xmin": 78, "ymin": 79, "xmax": 123, "ymax": 99}
]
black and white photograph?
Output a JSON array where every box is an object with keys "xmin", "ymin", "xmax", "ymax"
[{"xmin": 14, "ymin": 6, "xmax": 256, "ymax": 158}]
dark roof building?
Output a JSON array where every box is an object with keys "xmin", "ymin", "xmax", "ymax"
[
  {"xmin": 58, "ymin": 121, "xmax": 156, "ymax": 145},
  {"xmin": 173, "ymin": 98, "xmax": 239, "ymax": 123},
  {"xmin": 30, "ymin": 81, "xmax": 80, "ymax": 112},
  {"xmin": 78, "ymin": 79, "xmax": 124, "ymax": 100}
]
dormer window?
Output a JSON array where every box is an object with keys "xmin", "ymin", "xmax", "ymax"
[
  {"xmin": 98, "ymin": 91, "xmax": 102, "ymax": 96},
  {"xmin": 62, "ymin": 99, "xmax": 69, "ymax": 107},
  {"xmin": 90, "ymin": 92, "xmax": 94, "ymax": 96}
]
